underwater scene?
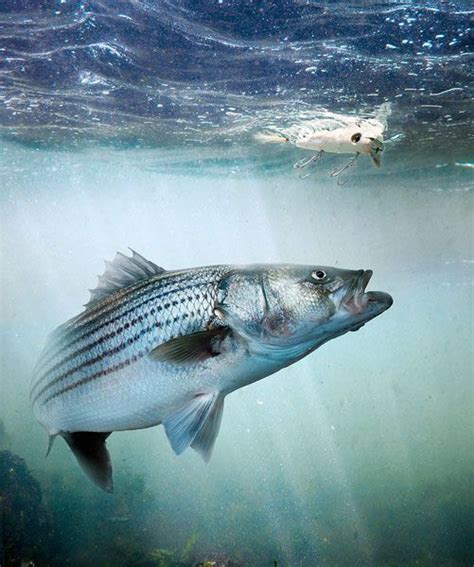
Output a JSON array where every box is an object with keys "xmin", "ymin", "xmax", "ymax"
[{"xmin": 1, "ymin": 1, "xmax": 473, "ymax": 566}]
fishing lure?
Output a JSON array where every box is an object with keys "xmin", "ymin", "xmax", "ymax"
[{"xmin": 256, "ymin": 117, "xmax": 385, "ymax": 184}]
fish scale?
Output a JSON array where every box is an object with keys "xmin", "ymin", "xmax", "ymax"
[
  {"xmin": 31, "ymin": 268, "xmax": 228, "ymax": 401},
  {"xmin": 32, "ymin": 270, "xmax": 214, "ymax": 380},
  {"xmin": 32, "ymin": 270, "xmax": 225, "ymax": 409},
  {"xmin": 35, "ymin": 271, "xmax": 193, "ymax": 364}
]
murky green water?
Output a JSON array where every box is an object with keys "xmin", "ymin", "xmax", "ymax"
[{"xmin": 1, "ymin": 139, "xmax": 472, "ymax": 565}]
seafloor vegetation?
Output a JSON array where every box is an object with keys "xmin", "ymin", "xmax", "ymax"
[
  {"xmin": 0, "ymin": 423, "xmax": 242, "ymax": 567},
  {"xmin": 0, "ymin": 445, "xmax": 237, "ymax": 566},
  {"xmin": 1, "ymin": 412, "xmax": 472, "ymax": 567}
]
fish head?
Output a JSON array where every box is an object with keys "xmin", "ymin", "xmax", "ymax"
[{"xmin": 216, "ymin": 265, "xmax": 392, "ymax": 359}]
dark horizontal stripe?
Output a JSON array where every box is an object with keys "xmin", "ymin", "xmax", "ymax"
[
  {"xmin": 76, "ymin": 269, "xmax": 204, "ymax": 329},
  {"xmin": 75, "ymin": 270, "xmax": 195, "ymax": 330},
  {"xmin": 47, "ymin": 278, "xmax": 202, "ymax": 370},
  {"xmin": 32, "ymin": 322, "xmax": 158, "ymax": 405},
  {"xmin": 34, "ymin": 274, "xmax": 182, "ymax": 374},
  {"xmin": 32, "ymin": 283, "xmax": 206, "ymax": 395},
  {"xmin": 41, "ymin": 351, "xmax": 146, "ymax": 406},
  {"xmin": 34, "ymin": 276, "xmax": 166, "ymax": 374},
  {"xmin": 35, "ymin": 268, "xmax": 224, "ymax": 379},
  {"xmin": 32, "ymin": 280, "xmax": 210, "ymax": 395},
  {"xmin": 32, "ymin": 301, "xmax": 163, "ymax": 396},
  {"xmin": 32, "ymin": 308, "xmax": 198, "ymax": 405}
]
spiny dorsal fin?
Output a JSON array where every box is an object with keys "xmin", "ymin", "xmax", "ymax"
[{"xmin": 85, "ymin": 249, "xmax": 165, "ymax": 309}]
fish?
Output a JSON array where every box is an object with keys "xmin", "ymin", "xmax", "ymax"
[{"xmin": 30, "ymin": 250, "xmax": 393, "ymax": 492}]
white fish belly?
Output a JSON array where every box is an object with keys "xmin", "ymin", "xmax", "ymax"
[
  {"xmin": 33, "ymin": 358, "xmax": 192, "ymax": 434},
  {"xmin": 33, "ymin": 346, "xmax": 274, "ymax": 435}
]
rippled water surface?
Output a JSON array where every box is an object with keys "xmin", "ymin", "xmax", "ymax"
[{"xmin": 1, "ymin": 2, "xmax": 473, "ymax": 566}]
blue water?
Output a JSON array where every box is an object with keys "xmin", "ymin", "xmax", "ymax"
[{"xmin": 1, "ymin": 2, "xmax": 473, "ymax": 566}]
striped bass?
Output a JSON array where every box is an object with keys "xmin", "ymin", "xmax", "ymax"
[{"xmin": 31, "ymin": 250, "xmax": 393, "ymax": 492}]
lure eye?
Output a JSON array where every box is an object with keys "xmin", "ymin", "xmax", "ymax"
[
  {"xmin": 312, "ymin": 270, "xmax": 326, "ymax": 281},
  {"xmin": 351, "ymin": 132, "xmax": 362, "ymax": 143}
]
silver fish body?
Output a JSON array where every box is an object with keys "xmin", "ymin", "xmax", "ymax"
[
  {"xmin": 30, "ymin": 251, "xmax": 393, "ymax": 491},
  {"xmin": 32, "ymin": 265, "xmax": 230, "ymax": 433}
]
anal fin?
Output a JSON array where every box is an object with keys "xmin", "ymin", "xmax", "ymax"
[
  {"xmin": 63, "ymin": 431, "xmax": 114, "ymax": 493},
  {"xmin": 163, "ymin": 393, "xmax": 225, "ymax": 461}
]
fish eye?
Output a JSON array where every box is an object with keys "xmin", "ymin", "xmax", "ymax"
[
  {"xmin": 311, "ymin": 270, "xmax": 326, "ymax": 281},
  {"xmin": 351, "ymin": 132, "xmax": 362, "ymax": 143}
]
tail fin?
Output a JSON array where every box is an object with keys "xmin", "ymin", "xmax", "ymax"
[
  {"xmin": 254, "ymin": 131, "xmax": 289, "ymax": 144},
  {"xmin": 63, "ymin": 431, "xmax": 114, "ymax": 493}
]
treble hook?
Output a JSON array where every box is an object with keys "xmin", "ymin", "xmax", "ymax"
[
  {"xmin": 293, "ymin": 150, "xmax": 324, "ymax": 178},
  {"xmin": 330, "ymin": 152, "xmax": 359, "ymax": 186}
]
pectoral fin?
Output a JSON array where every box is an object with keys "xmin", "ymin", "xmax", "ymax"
[
  {"xmin": 149, "ymin": 328, "xmax": 229, "ymax": 364},
  {"xmin": 62, "ymin": 431, "xmax": 114, "ymax": 493},
  {"xmin": 163, "ymin": 393, "xmax": 225, "ymax": 461}
]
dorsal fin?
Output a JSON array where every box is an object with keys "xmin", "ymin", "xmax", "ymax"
[{"xmin": 85, "ymin": 249, "xmax": 165, "ymax": 308}]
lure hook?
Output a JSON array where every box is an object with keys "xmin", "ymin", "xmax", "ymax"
[
  {"xmin": 293, "ymin": 150, "xmax": 324, "ymax": 178},
  {"xmin": 330, "ymin": 153, "xmax": 359, "ymax": 186}
]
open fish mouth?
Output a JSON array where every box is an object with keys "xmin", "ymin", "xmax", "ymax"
[
  {"xmin": 341, "ymin": 269, "xmax": 372, "ymax": 315},
  {"xmin": 340, "ymin": 270, "xmax": 392, "ymax": 322}
]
